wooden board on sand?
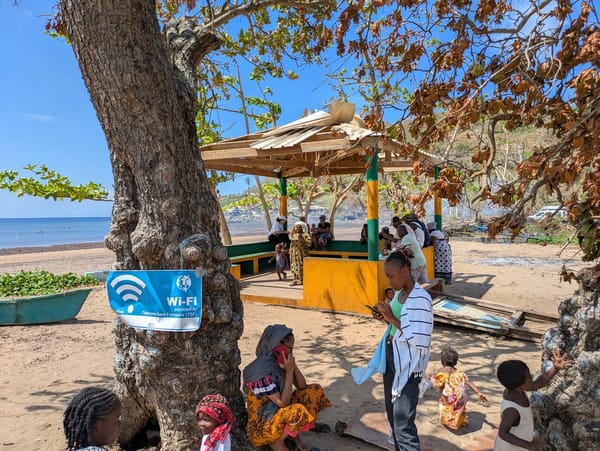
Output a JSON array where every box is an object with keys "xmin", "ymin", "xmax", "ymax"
[
  {"xmin": 427, "ymin": 290, "xmax": 558, "ymax": 342},
  {"xmin": 343, "ymin": 401, "xmax": 394, "ymax": 450}
]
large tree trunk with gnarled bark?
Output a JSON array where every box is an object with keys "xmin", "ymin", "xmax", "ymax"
[
  {"xmin": 534, "ymin": 265, "xmax": 600, "ymax": 449},
  {"xmin": 60, "ymin": 1, "xmax": 252, "ymax": 449}
]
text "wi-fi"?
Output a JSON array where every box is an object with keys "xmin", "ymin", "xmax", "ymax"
[{"xmin": 110, "ymin": 274, "xmax": 147, "ymax": 302}]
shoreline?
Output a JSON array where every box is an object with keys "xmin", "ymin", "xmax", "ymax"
[
  {"xmin": 0, "ymin": 241, "xmax": 108, "ymax": 256},
  {"xmin": 0, "ymin": 226, "xmax": 364, "ymax": 256}
]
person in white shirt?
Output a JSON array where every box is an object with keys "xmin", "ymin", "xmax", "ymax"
[{"xmin": 268, "ymin": 216, "xmax": 290, "ymax": 246}]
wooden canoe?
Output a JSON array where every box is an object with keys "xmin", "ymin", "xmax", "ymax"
[
  {"xmin": 0, "ymin": 288, "xmax": 92, "ymax": 325},
  {"xmin": 427, "ymin": 290, "xmax": 558, "ymax": 342}
]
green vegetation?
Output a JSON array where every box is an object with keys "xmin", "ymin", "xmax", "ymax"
[{"xmin": 0, "ymin": 270, "xmax": 102, "ymax": 298}]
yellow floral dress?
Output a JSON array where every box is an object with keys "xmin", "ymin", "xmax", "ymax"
[
  {"xmin": 289, "ymin": 230, "xmax": 311, "ymax": 284},
  {"xmin": 245, "ymin": 380, "xmax": 331, "ymax": 447},
  {"xmin": 431, "ymin": 370, "xmax": 469, "ymax": 430}
]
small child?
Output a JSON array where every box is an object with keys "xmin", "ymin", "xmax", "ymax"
[
  {"xmin": 382, "ymin": 287, "xmax": 394, "ymax": 303},
  {"xmin": 494, "ymin": 349, "xmax": 570, "ymax": 451},
  {"xmin": 196, "ymin": 394, "xmax": 235, "ymax": 451},
  {"xmin": 63, "ymin": 387, "xmax": 122, "ymax": 451},
  {"xmin": 430, "ymin": 346, "xmax": 487, "ymax": 430},
  {"xmin": 268, "ymin": 243, "xmax": 287, "ymax": 280}
]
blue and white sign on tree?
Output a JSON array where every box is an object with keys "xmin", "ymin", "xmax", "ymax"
[{"xmin": 106, "ymin": 270, "xmax": 202, "ymax": 332}]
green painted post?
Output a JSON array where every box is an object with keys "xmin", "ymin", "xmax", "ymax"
[
  {"xmin": 279, "ymin": 178, "xmax": 288, "ymax": 230},
  {"xmin": 366, "ymin": 150, "xmax": 379, "ymax": 261}
]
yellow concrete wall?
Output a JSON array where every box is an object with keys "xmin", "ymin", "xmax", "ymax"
[
  {"xmin": 423, "ymin": 245, "xmax": 435, "ymax": 281},
  {"xmin": 303, "ymin": 251, "xmax": 434, "ymax": 315},
  {"xmin": 303, "ymin": 257, "xmax": 388, "ymax": 315}
]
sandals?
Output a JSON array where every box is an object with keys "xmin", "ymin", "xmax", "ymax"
[{"xmin": 312, "ymin": 422, "xmax": 331, "ymax": 433}]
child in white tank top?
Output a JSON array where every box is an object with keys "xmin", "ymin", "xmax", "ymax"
[{"xmin": 494, "ymin": 350, "xmax": 571, "ymax": 450}]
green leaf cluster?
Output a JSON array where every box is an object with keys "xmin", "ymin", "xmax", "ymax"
[
  {"xmin": 0, "ymin": 270, "xmax": 102, "ymax": 297},
  {"xmin": 0, "ymin": 165, "xmax": 109, "ymax": 201}
]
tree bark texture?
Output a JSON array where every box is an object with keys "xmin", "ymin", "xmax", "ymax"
[
  {"xmin": 60, "ymin": 1, "xmax": 251, "ymax": 448},
  {"xmin": 535, "ymin": 265, "xmax": 600, "ymax": 449}
]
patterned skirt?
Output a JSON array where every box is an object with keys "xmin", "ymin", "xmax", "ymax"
[{"xmin": 246, "ymin": 383, "xmax": 332, "ymax": 447}]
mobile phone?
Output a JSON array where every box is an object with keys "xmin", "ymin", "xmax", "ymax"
[
  {"xmin": 273, "ymin": 344, "xmax": 289, "ymax": 364},
  {"xmin": 364, "ymin": 304, "xmax": 382, "ymax": 315}
]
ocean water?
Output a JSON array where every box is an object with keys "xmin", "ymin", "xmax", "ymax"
[
  {"xmin": 0, "ymin": 217, "xmax": 277, "ymax": 250},
  {"xmin": 0, "ymin": 217, "xmax": 112, "ymax": 249}
]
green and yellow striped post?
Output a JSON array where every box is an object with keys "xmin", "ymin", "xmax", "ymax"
[
  {"xmin": 366, "ymin": 149, "xmax": 379, "ymax": 261},
  {"xmin": 279, "ymin": 178, "xmax": 288, "ymax": 229},
  {"xmin": 434, "ymin": 166, "xmax": 442, "ymax": 231}
]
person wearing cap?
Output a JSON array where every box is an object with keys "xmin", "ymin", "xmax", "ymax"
[
  {"xmin": 268, "ymin": 216, "xmax": 290, "ymax": 246},
  {"xmin": 243, "ymin": 325, "xmax": 332, "ymax": 451},
  {"xmin": 312, "ymin": 215, "xmax": 333, "ymax": 248},
  {"xmin": 430, "ymin": 230, "xmax": 452, "ymax": 285}
]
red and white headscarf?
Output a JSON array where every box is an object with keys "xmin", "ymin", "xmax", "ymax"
[{"xmin": 195, "ymin": 394, "xmax": 235, "ymax": 451}]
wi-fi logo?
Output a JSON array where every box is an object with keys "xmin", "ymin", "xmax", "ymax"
[{"xmin": 110, "ymin": 274, "xmax": 147, "ymax": 303}]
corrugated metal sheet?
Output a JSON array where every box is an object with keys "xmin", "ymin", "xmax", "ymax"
[
  {"xmin": 332, "ymin": 123, "xmax": 377, "ymax": 141},
  {"xmin": 252, "ymin": 126, "xmax": 326, "ymax": 149}
]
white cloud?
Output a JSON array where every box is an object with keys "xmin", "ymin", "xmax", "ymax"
[{"xmin": 22, "ymin": 113, "xmax": 56, "ymax": 123}]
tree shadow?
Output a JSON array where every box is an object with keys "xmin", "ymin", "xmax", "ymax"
[
  {"xmin": 25, "ymin": 373, "xmax": 114, "ymax": 412},
  {"xmin": 446, "ymin": 272, "xmax": 496, "ymax": 299}
]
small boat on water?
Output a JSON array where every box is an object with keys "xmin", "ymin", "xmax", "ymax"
[{"xmin": 0, "ymin": 288, "xmax": 92, "ymax": 325}]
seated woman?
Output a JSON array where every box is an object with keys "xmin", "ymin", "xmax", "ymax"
[{"xmin": 243, "ymin": 324, "xmax": 332, "ymax": 451}]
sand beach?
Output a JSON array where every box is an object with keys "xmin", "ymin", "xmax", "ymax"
[{"xmin": 0, "ymin": 235, "xmax": 587, "ymax": 450}]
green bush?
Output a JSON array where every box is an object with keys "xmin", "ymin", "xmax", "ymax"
[{"xmin": 0, "ymin": 270, "xmax": 102, "ymax": 297}]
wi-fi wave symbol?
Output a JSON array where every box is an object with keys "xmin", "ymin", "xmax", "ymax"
[{"xmin": 110, "ymin": 274, "xmax": 147, "ymax": 302}]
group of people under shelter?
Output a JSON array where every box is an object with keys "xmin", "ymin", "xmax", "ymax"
[
  {"xmin": 374, "ymin": 213, "xmax": 453, "ymax": 285},
  {"xmin": 61, "ymin": 244, "xmax": 572, "ymax": 451},
  {"xmin": 267, "ymin": 214, "xmax": 333, "ymax": 286}
]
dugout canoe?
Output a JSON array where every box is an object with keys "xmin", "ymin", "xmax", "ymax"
[{"xmin": 0, "ymin": 288, "xmax": 92, "ymax": 325}]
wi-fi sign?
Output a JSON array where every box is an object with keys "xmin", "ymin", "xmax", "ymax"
[{"xmin": 109, "ymin": 274, "xmax": 147, "ymax": 303}]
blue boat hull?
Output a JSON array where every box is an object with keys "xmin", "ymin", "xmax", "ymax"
[{"xmin": 0, "ymin": 288, "xmax": 92, "ymax": 325}]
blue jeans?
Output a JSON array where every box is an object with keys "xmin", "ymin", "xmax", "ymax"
[{"xmin": 384, "ymin": 340, "xmax": 421, "ymax": 451}]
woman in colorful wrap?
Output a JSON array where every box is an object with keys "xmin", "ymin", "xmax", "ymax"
[
  {"xmin": 195, "ymin": 393, "xmax": 235, "ymax": 451},
  {"xmin": 243, "ymin": 324, "xmax": 332, "ymax": 451},
  {"xmin": 289, "ymin": 222, "xmax": 312, "ymax": 286}
]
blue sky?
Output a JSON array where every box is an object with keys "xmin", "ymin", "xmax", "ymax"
[{"xmin": 0, "ymin": 1, "xmax": 337, "ymax": 218}]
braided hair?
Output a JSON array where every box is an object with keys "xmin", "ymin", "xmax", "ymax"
[
  {"xmin": 384, "ymin": 247, "xmax": 414, "ymax": 270},
  {"xmin": 63, "ymin": 387, "xmax": 119, "ymax": 450}
]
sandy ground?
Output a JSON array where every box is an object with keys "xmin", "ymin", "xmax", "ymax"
[{"xmin": 0, "ymin": 235, "xmax": 587, "ymax": 451}]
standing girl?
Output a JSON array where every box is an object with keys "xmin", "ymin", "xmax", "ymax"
[
  {"xmin": 430, "ymin": 346, "xmax": 487, "ymax": 430},
  {"xmin": 195, "ymin": 394, "xmax": 235, "ymax": 451},
  {"xmin": 63, "ymin": 387, "xmax": 121, "ymax": 451},
  {"xmin": 372, "ymin": 249, "xmax": 433, "ymax": 451}
]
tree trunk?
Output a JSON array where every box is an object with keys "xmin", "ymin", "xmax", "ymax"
[
  {"xmin": 60, "ymin": 1, "xmax": 251, "ymax": 448},
  {"xmin": 535, "ymin": 265, "xmax": 600, "ymax": 449}
]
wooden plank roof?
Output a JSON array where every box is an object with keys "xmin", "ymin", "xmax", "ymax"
[{"xmin": 199, "ymin": 102, "xmax": 445, "ymax": 178}]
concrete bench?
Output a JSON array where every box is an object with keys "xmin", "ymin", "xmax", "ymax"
[{"xmin": 230, "ymin": 251, "xmax": 273, "ymax": 274}]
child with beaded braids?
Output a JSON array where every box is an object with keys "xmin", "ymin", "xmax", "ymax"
[{"xmin": 63, "ymin": 387, "xmax": 121, "ymax": 451}]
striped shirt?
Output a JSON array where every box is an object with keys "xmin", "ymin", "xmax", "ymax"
[{"xmin": 391, "ymin": 282, "xmax": 433, "ymax": 401}]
